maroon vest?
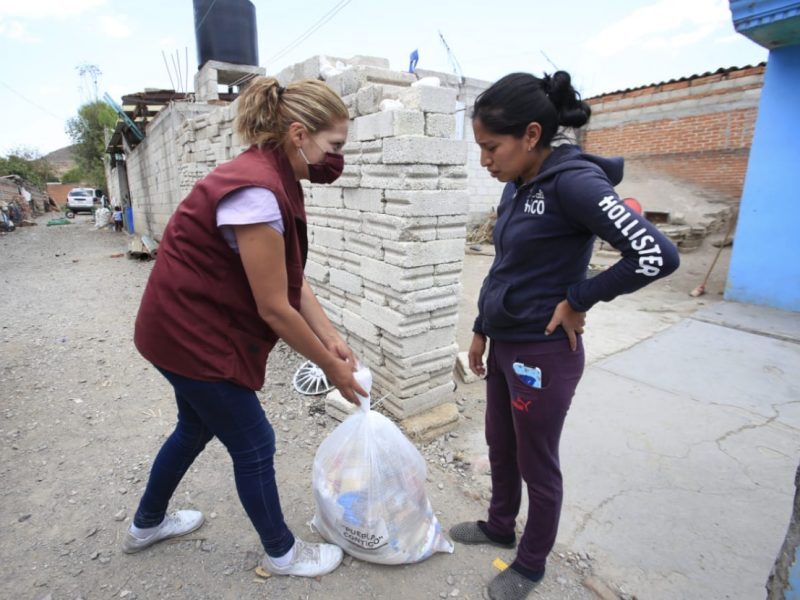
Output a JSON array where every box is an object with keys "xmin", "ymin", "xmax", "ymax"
[{"xmin": 134, "ymin": 144, "xmax": 308, "ymax": 390}]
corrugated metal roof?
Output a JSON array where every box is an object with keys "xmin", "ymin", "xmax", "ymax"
[{"xmin": 587, "ymin": 63, "xmax": 767, "ymax": 100}]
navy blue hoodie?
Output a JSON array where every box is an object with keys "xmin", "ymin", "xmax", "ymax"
[{"xmin": 474, "ymin": 144, "xmax": 679, "ymax": 342}]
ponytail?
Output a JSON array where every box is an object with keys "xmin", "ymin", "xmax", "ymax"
[
  {"xmin": 235, "ymin": 77, "xmax": 349, "ymax": 148},
  {"xmin": 473, "ymin": 70, "xmax": 591, "ymax": 147}
]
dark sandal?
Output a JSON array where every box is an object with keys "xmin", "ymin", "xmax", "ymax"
[
  {"xmin": 449, "ymin": 521, "xmax": 516, "ymax": 549},
  {"xmin": 487, "ymin": 568, "xmax": 542, "ymax": 600}
]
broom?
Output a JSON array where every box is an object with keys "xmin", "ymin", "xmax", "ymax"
[{"xmin": 689, "ymin": 215, "xmax": 737, "ymax": 297}]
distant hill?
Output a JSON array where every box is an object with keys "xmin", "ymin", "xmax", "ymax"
[{"xmin": 44, "ymin": 146, "xmax": 77, "ymax": 178}]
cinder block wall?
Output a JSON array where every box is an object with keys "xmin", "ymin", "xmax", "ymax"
[
  {"xmin": 583, "ymin": 65, "xmax": 765, "ymax": 200},
  {"xmin": 103, "ymin": 164, "xmax": 121, "ymax": 206},
  {"xmin": 125, "ymin": 103, "xmax": 219, "ymax": 238},
  {"xmin": 176, "ymin": 102, "xmax": 247, "ymax": 197}
]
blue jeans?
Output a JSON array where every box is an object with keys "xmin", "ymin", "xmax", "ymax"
[{"xmin": 133, "ymin": 366, "xmax": 295, "ymax": 557}]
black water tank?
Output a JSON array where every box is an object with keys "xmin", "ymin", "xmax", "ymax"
[{"xmin": 194, "ymin": 0, "xmax": 258, "ymax": 69}]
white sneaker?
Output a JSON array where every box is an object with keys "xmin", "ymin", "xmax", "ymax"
[
  {"xmin": 262, "ymin": 538, "xmax": 343, "ymax": 577},
  {"xmin": 122, "ymin": 510, "xmax": 204, "ymax": 554}
]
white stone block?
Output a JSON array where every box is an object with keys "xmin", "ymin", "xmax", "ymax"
[
  {"xmin": 430, "ymin": 305, "xmax": 460, "ymax": 329},
  {"xmin": 295, "ymin": 55, "xmax": 326, "ymax": 80},
  {"xmin": 329, "ymin": 268, "xmax": 362, "ymax": 292},
  {"xmin": 384, "ymin": 342, "xmax": 459, "ymax": 378},
  {"xmin": 360, "ymin": 140, "xmax": 382, "ymax": 164},
  {"xmin": 341, "ymin": 308, "xmax": 380, "ymax": 345},
  {"xmin": 342, "ymin": 141, "xmax": 362, "ymax": 164},
  {"xmin": 381, "ymin": 326, "xmax": 458, "ymax": 358},
  {"xmin": 360, "ymin": 257, "xmax": 434, "ymax": 292},
  {"xmin": 305, "ymin": 206, "xmax": 328, "ymax": 227},
  {"xmin": 347, "ymin": 335, "xmax": 385, "ymax": 368},
  {"xmin": 343, "ymin": 188, "xmax": 383, "ymax": 212},
  {"xmin": 328, "ymin": 164, "xmax": 361, "ymax": 188},
  {"xmin": 383, "ymin": 382, "xmax": 454, "ymax": 419},
  {"xmin": 308, "ymin": 246, "xmax": 329, "ymax": 266},
  {"xmin": 340, "ymin": 250, "xmax": 362, "ymax": 274},
  {"xmin": 371, "ymin": 369, "xmax": 431, "ymax": 399},
  {"xmin": 383, "ymin": 239, "xmax": 465, "ymax": 268},
  {"xmin": 456, "ymin": 351, "xmax": 480, "ymax": 384},
  {"xmin": 326, "ymin": 247, "xmax": 346, "ymax": 268},
  {"xmin": 425, "ymin": 113, "xmax": 456, "ymax": 138},
  {"xmin": 363, "ymin": 280, "xmax": 387, "ymax": 306},
  {"xmin": 438, "ymin": 166, "xmax": 469, "ymax": 190},
  {"xmin": 324, "ymin": 70, "xmax": 356, "ymax": 96},
  {"xmin": 353, "ymin": 110, "xmax": 424, "ymax": 141},
  {"xmin": 361, "ymin": 300, "xmax": 431, "ymax": 338},
  {"xmin": 304, "ymin": 260, "xmax": 329, "ymax": 284},
  {"xmin": 324, "ymin": 208, "xmax": 361, "ymax": 232},
  {"xmin": 311, "ymin": 226, "xmax": 345, "ymax": 250},
  {"xmin": 346, "ymin": 55, "xmax": 391, "ymax": 69},
  {"xmin": 332, "ymin": 65, "xmax": 415, "ymax": 93},
  {"xmin": 342, "ymin": 232, "xmax": 384, "ymax": 260},
  {"xmin": 317, "ymin": 296, "xmax": 343, "ymax": 325},
  {"xmin": 327, "ymin": 285, "xmax": 347, "ymax": 308},
  {"xmin": 437, "ymin": 214, "xmax": 468, "ymax": 240},
  {"xmin": 360, "ymin": 164, "xmax": 438, "ymax": 190},
  {"xmin": 356, "ymin": 84, "xmax": 407, "ymax": 116},
  {"xmin": 384, "ymin": 190, "xmax": 469, "ymax": 217},
  {"xmin": 325, "ymin": 389, "xmax": 359, "ymax": 421},
  {"xmin": 434, "ymin": 260, "xmax": 464, "ymax": 286},
  {"xmin": 387, "ymin": 284, "xmax": 461, "ymax": 316},
  {"xmin": 399, "ymin": 86, "xmax": 458, "ymax": 114},
  {"xmin": 361, "ymin": 213, "xmax": 437, "ymax": 242},
  {"xmin": 383, "ymin": 137, "xmax": 467, "ymax": 165}
]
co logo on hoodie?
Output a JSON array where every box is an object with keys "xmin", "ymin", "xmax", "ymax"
[{"xmin": 523, "ymin": 189, "xmax": 546, "ymax": 216}]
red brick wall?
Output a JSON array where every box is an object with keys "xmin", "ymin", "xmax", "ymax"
[
  {"xmin": 46, "ymin": 182, "xmax": 91, "ymax": 205},
  {"xmin": 583, "ymin": 65, "xmax": 764, "ymax": 200}
]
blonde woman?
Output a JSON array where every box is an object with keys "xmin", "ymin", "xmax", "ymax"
[{"xmin": 124, "ymin": 78, "xmax": 365, "ymax": 578}]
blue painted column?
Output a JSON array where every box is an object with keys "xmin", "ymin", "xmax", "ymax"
[{"xmin": 725, "ymin": 43, "xmax": 800, "ymax": 311}]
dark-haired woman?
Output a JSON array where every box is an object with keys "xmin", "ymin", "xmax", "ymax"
[{"xmin": 450, "ymin": 72, "xmax": 679, "ymax": 600}]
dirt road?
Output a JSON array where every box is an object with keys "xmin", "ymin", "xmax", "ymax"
[{"xmin": 1, "ymin": 217, "xmax": 603, "ymax": 600}]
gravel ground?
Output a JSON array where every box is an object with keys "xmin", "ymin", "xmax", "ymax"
[{"xmin": 1, "ymin": 216, "xmax": 615, "ymax": 600}]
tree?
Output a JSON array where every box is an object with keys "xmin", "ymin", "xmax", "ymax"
[
  {"xmin": 60, "ymin": 167, "xmax": 86, "ymax": 184},
  {"xmin": 66, "ymin": 101, "xmax": 117, "ymax": 188},
  {"xmin": 0, "ymin": 147, "xmax": 58, "ymax": 189}
]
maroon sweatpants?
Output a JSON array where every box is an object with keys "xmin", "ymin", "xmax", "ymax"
[{"xmin": 484, "ymin": 336, "xmax": 585, "ymax": 570}]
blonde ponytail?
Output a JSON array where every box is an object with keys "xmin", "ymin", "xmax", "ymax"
[{"xmin": 235, "ymin": 77, "xmax": 349, "ymax": 148}]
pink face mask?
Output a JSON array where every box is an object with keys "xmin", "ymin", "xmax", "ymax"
[{"xmin": 299, "ymin": 137, "xmax": 345, "ymax": 184}]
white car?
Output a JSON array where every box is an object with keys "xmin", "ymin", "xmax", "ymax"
[{"xmin": 67, "ymin": 188, "xmax": 105, "ymax": 214}]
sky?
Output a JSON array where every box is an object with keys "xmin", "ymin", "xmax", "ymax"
[{"xmin": 0, "ymin": 0, "xmax": 768, "ymax": 157}]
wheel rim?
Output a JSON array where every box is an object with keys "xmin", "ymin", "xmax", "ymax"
[{"xmin": 292, "ymin": 360, "xmax": 334, "ymax": 395}]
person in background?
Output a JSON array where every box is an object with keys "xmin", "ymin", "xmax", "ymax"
[
  {"xmin": 449, "ymin": 71, "xmax": 679, "ymax": 600},
  {"xmin": 112, "ymin": 206, "xmax": 123, "ymax": 232},
  {"xmin": 124, "ymin": 77, "xmax": 366, "ymax": 578}
]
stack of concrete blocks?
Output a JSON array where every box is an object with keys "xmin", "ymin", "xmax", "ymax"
[
  {"xmin": 278, "ymin": 56, "xmax": 470, "ymax": 439},
  {"xmin": 414, "ymin": 69, "xmax": 503, "ymax": 226},
  {"xmin": 194, "ymin": 60, "xmax": 265, "ymax": 103}
]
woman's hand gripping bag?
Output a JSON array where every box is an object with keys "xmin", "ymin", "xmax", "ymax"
[{"xmin": 312, "ymin": 366, "xmax": 454, "ymax": 564}]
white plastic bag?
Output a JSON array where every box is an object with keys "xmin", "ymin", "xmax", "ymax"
[
  {"xmin": 411, "ymin": 76, "xmax": 441, "ymax": 87},
  {"xmin": 380, "ymin": 99, "xmax": 405, "ymax": 111},
  {"xmin": 312, "ymin": 366, "xmax": 454, "ymax": 564},
  {"xmin": 95, "ymin": 207, "xmax": 111, "ymax": 228}
]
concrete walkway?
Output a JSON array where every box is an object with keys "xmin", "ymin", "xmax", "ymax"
[
  {"xmin": 558, "ymin": 301, "xmax": 800, "ymax": 599},
  {"xmin": 459, "ymin": 296, "xmax": 799, "ymax": 599}
]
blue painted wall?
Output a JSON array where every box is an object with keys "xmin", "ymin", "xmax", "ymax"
[
  {"xmin": 787, "ymin": 545, "xmax": 800, "ymax": 599},
  {"xmin": 725, "ymin": 43, "xmax": 800, "ymax": 312}
]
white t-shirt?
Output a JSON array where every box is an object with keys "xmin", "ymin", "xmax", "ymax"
[{"xmin": 216, "ymin": 187, "xmax": 285, "ymax": 254}]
